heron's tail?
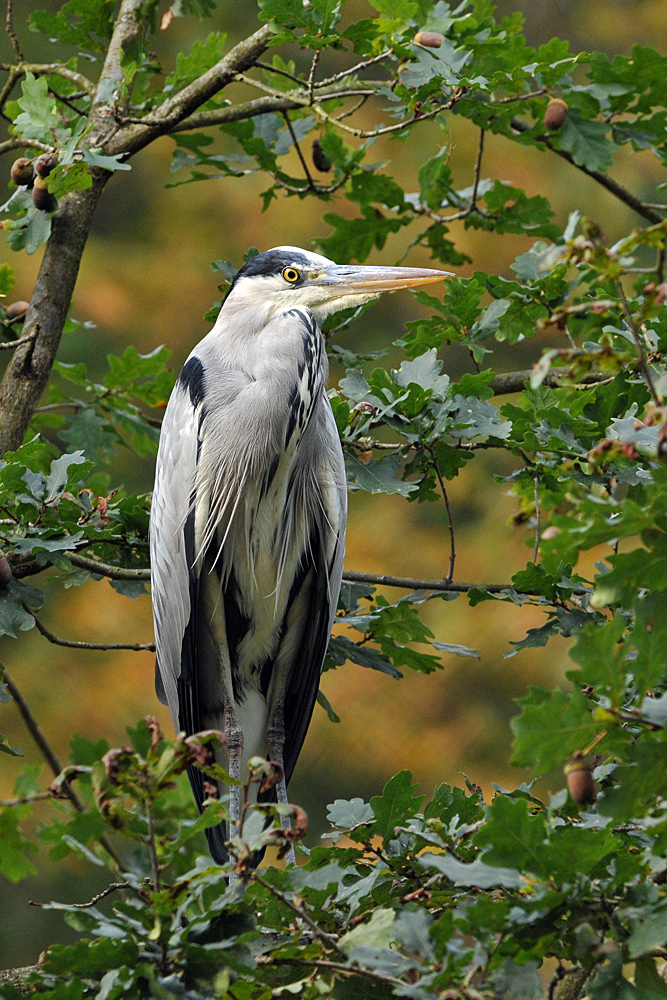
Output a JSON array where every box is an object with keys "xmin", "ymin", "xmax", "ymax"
[{"xmin": 205, "ymin": 823, "xmax": 229, "ymax": 865}]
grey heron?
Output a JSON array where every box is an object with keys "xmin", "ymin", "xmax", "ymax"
[{"xmin": 150, "ymin": 246, "xmax": 450, "ymax": 866}]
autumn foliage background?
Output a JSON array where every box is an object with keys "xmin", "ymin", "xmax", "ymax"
[{"xmin": 1, "ymin": 0, "xmax": 667, "ymax": 970}]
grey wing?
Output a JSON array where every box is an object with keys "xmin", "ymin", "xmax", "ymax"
[
  {"xmin": 261, "ymin": 395, "xmax": 347, "ymax": 794},
  {"xmin": 150, "ymin": 359, "xmax": 203, "ymax": 733}
]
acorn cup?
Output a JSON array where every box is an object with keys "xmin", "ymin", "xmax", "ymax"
[
  {"xmin": 564, "ymin": 754, "xmax": 595, "ymax": 806},
  {"xmin": 544, "ymin": 98, "xmax": 568, "ymax": 131},
  {"xmin": 10, "ymin": 157, "xmax": 35, "ymax": 187}
]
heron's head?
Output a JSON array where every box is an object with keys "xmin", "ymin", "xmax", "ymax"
[{"xmin": 223, "ymin": 246, "xmax": 452, "ymax": 322}]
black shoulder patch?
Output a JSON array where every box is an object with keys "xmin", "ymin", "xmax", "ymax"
[{"xmin": 179, "ymin": 356, "xmax": 206, "ymax": 408}]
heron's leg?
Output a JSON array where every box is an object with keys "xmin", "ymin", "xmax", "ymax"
[
  {"xmin": 222, "ymin": 683, "xmax": 243, "ymax": 840},
  {"xmin": 266, "ymin": 676, "xmax": 297, "ymax": 867},
  {"xmin": 203, "ymin": 577, "xmax": 244, "ymax": 843}
]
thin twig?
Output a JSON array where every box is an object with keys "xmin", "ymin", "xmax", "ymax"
[
  {"xmin": 146, "ymin": 800, "xmax": 160, "ymax": 892},
  {"xmin": 49, "ymin": 87, "xmax": 91, "ymax": 114},
  {"xmin": 0, "ymin": 62, "xmax": 95, "ymax": 98},
  {"xmin": 29, "ymin": 882, "xmax": 130, "ymax": 909},
  {"xmin": 31, "ymin": 611, "xmax": 154, "ymax": 652},
  {"xmin": 257, "ymin": 954, "xmax": 407, "ymax": 989},
  {"xmin": 336, "ymin": 93, "xmax": 369, "ymax": 121},
  {"xmin": 510, "ymin": 116, "xmax": 663, "ymax": 226},
  {"xmin": 168, "ymin": 88, "xmax": 375, "ymax": 133},
  {"xmin": 533, "ymin": 473, "xmax": 540, "ymax": 564},
  {"xmin": 2, "ymin": 664, "xmax": 66, "ymax": 779},
  {"xmin": 233, "ymin": 72, "xmax": 457, "ymax": 139},
  {"xmin": 470, "ymin": 128, "xmax": 485, "ymax": 209},
  {"xmin": 268, "ymin": 165, "xmax": 352, "ymax": 197},
  {"xmin": 0, "ymin": 791, "xmax": 53, "ymax": 806},
  {"xmin": 312, "ymin": 95, "xmax": 455, "ymax": 139},
  {"xmin": 318, "ymin": 50, "xmax": 393, "ymax": 87},
  {"xmin": 253, "ymin": 872, "xmax": 347, "ymax": 959},
  {"xmin": 5, "ymin": 0, "xmax": 23, "ymax": 62},
  {"xmin": 428, "ymin": 446, "xmax": 456, "ymax": 582},
  {"xmin": 488, "ymin": 367, "xmax": 610, "ymax": 396},
  {"xmin": 0, "ymin": 330, "xmax": 38, "ymax": 351},
  {"xmin": 282, "ymin": 111, "xmax": 316, "ymax": 191},
  {"xmin": 0, "ymin": 65, "xmax": 17, "ymax": 117},
  {"xmin": 615, "ymin": 278, "xmax": 661, "ymax": 405},
  {"xmin": 1, "ymin": 664, "xmax": 124, "ymax": 869},
  {"xmin": 255, "ymin": 60, "xmax": 305, "ymax": 86},
  {"xmin": 307, "ymin": 50, "xmax": 319, "ymax": 104},
  {"xmin": 342, "ymin": 569, "xmax": 588, "ymax": 595},
  {"xmin": 492, "ymin": 87, "xmax": 547, "ymax": 104}
]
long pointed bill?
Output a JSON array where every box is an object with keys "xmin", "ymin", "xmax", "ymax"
[{"xmin": 319, "ymin": 264, "xmax": 453, "ymax": 294}]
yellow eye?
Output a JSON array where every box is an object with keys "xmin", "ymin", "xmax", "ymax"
[{"xmin": 282, "ymin": 267, "xmax": 301, "ymax": 284}]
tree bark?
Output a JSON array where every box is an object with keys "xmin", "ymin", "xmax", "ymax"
[
  {"xmin": 0, "ymin": 13, "xmax": 273, "ymax": 457},
  {"xmin": 0, "ymin": 966, "xmax": 35, "ymax": 995},
  {"xmin": 0, "ymin": 174, "xmax": 108, "ymax": 455}
]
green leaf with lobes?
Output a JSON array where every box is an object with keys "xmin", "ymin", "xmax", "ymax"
[
  {"xmin": 555, "ymin": 108, "xmax": 618, "ymax": 171},
  {"xmin": 0, "ymin": 579, "xmax": 44, "ymax": 638},
  {"xmin": 345, "ymin": 453, "xmax": 418, "ymax": 497},
  {"xmin": 14, "ymin": 73, "xmax": 62, "ymax": 142},
  {"xmin": 369, "ymin": 770, "xmax": 425, "ymax": 841},
  {"xmin": 511, "ymin": 686, "xmax": 600, "ymax": 773}
]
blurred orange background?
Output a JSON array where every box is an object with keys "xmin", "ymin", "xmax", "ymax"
[{"xmin": 1, "ymin": 0, "xmax": 666, "ymax": 967}]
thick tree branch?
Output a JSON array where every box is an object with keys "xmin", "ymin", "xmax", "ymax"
[
  {"xmin": 0, "ymin": 137, "xmax": 50, "ymax": 156},
  {"xmin": 67, "ymin": 552, "xmax": 150, "ymax": 580},
  {"xmin": 0, "ymin": 175, "xmax": 108, "ymax": 455},
  {"xmin": 93, "ymin": 0, "xmax": 146, "ymax": 106},
  {"xmin": 109, "ymin": 24, "xmax": 274, "ymax": 157},
  {"xmin": 10, "ymin": 553, "xmax": 589, "ymax": 598}
]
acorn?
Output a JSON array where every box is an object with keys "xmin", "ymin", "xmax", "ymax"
[
  {"xmin": 544, "ymin": 98, "xmax": 568, "ymax": 131},
  {"xmin": 564, "ymin": 755, "xmax": 595, "ymax": 806},
  {"xmin": 34, "ymin": 153, "xmax": 57, "ymax": 178},
  {"xmin": 5, "ymin": 300, "xmax": 29, "ymax": 321},
  {"xmin": 0, "ymin": 552, "xmax": 11, "ymax": 587},
  {"xmin": 414, "ymin": 31, "xmax": 444, "ymax": 47},
  {"xmin": 32, "ymin": 176, "xmax": 56, "ymax": 212},
  {"xmin": 10, "ymin": 157, "xmax": 34, "ymax": 187},
  {"xmin": 311, "ymin": 139, "xmax": 332, "ymax": 173}
]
